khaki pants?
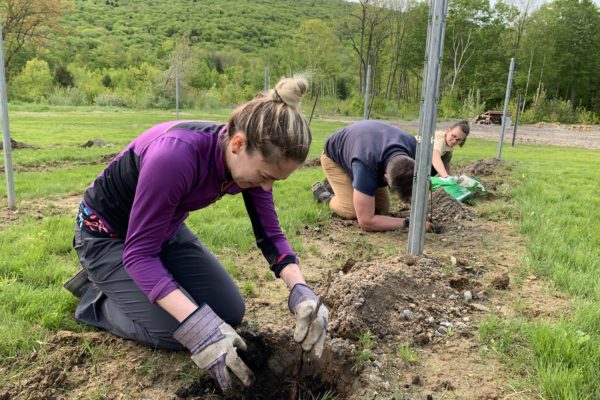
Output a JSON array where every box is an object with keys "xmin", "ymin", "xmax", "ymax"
[{"xmin": 320, "ymin": 153, "xmax": 390, "ymax": 219}]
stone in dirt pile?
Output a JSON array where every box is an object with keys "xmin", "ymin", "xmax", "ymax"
[{"xmin": 323, "ymin": 255, "xmax": 481, "ymax": 347}]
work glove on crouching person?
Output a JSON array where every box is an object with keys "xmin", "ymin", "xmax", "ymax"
[
  {"xmin": 288, "ymin": 283, "xmax": 329, "ymax": 359},
  {"xmin": 173, "ymin": 304, "xmax": 254, "ymax": 391}
]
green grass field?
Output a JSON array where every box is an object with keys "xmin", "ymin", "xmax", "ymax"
[{"xmin": 1, "ymin": 106, "xmax": 599, "ymax": 398}]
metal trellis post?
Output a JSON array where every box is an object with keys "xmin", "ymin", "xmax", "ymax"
[
  {"xmin": 0, "ymin": 19, "xmax": 16, "ymax": 209},
  {"xmin": 497, "ymin": 57, "xmax": 515, "ymax": 160},
  {"xmin": 407, "ymin": 0, "xmax": 448, "ymax": 255}
]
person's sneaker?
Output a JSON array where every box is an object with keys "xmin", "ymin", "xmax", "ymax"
[
  {"xmin": 311, "ymin": 181, "xmax": 333, "ymax": 204},
  {"xmin": 63, "ymin": 269, "xmax": 90, "ymax": 298}
]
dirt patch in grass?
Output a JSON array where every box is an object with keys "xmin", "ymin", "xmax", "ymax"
[
  {"xmin": 0, "ymin": 194, "xmax": 81, "ymax": 229},
  {"xmin": 0, "ymin": 158, "xmax": 572, "ymax": 399}
]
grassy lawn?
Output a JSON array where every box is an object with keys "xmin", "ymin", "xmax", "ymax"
[
  {"xmin": 1, "ymin": 106, "xmax": 599, "ymax": 399},
  {"xmin": 475, "ymin": 143, "xmax": 600, "ymax": 399}
]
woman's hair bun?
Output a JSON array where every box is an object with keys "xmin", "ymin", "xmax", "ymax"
[{"xmin": 272, "ymin": 77, "xmax": 308, "ymax": 108}]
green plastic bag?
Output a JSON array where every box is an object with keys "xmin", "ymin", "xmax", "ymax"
[{"xmin": 430, "ymin": 175, "xmax": 485, "ymax": 202}]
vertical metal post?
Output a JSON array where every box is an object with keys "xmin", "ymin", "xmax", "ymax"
[
  {"xmin": 175, "ymin": 65, "xmax": 180, "ymax": 120},
  {"xmin": 497, "ymin": 57, "xmax": 515, "ymax": 160},
  {"xmin": 0, "ymin": 20, "xmax": 16, "ymax": 209},
  {"xmin": 264, "ymin": 65, "xmax": 270, "ymax": 92},
  {"xmin": 407, "ymin": 0, "xmax": 448, "ymax": 255},
  {"xmin": 363, "ymin": 64, "xmax": 371, "ymax": 120},
  {"xmin": 512, "ymin": 94, "xmax": 521, "ymax": 147}
]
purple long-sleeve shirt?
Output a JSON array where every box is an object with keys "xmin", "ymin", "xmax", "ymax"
[{"xmin": 83, "ymin": 121, "xmax": 297, "ymax": 303}]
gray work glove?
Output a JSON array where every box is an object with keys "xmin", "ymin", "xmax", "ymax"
[
  {"xmin": 173, "ymin": 304, "xmax": 254, "ymax": 391},
  {"xmin": 288, "ymin": 283, "xmax": 328, "ymax": 359}
]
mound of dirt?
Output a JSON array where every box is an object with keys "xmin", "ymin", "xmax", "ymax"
[
  {"xmin": 0, "ymin": 138, "xmax": 34, "ymax": 150},
  {"xmin": 81, "ymin": 139, "xmax": 112, "ymax": 148},
  {"xmin": 324, "ymin": 255, "xmax": 483, "ymax": 347},
  {"xmin": 429, "ymin": 188, "xmax": 474, "ymax": 224},
  {"xmin": 459, "ymin": 158, "xmax": 504, "ymax": 177}
]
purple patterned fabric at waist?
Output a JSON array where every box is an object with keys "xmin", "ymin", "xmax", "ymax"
[{"xmin": 76, "ymin": 201, "xmax": 120, "ymax": 238}]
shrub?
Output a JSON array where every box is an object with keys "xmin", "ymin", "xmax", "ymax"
[
  {"xmin": 190, "ymin": 88, "xmax": 221, "ymax": 109},
  {"xmin": 48, "ymin": 87, "xmax": 88, "ymax": 106},
  {"xmin": 520, "ymin": 87, "xmax": 576, "ymax": 124},
  {"xmin": 94, "ymin": 92, "xmax": 128, "ymax": 107},
  {"xmin": 438, "ymin": 90, "xmax": 462, "ymax": 120},
  {"xmin": 461, "ymin": 88, "xmax": 485, "ymax": 120},
  {"xmin": 11, "ymin": 59, "xmax": 54, "ymax": 102},
  {"xmin": 576, "ymin": 107, "xmax": 599, "ymax": 125}
]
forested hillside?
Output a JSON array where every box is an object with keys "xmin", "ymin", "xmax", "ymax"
[
  {"xmin": 59, "ymin": 0, "xmax": 343, "ymax": 63},
  {"xmin": 2, "ymin": 0, "xmax": 600, "ymax": 123}
]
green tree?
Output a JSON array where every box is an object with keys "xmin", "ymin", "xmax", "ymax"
[
  {"xmin": 0, "ymin": 0, "xmax": 69, "ymax": 76},
  {"xmin": 11, "ymin": 58, "xmax": 54, "ymax": 102},
  {"xmin": 293, "ymin": 19, "xmax": 340, "ymax": 95},
  {"xmin": 53, "ymin": 65, "xmax": 74, "ymax": 87},
  {"xmin": 546, "ymin": 0, "xmax": 600, "ymax": 108}
]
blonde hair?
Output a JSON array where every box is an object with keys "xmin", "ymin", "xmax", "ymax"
[{"xmin": 226, "ymin": 77, "xmax": 312, "ymax": 163}]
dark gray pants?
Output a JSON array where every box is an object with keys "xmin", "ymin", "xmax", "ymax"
[{"xmin": 73, "ymin": 224, "xmax": 244, "ymax": 350}]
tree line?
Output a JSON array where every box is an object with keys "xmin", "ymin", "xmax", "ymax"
[{"xmin": 1, "ymin": 0, "xmax": 599, "ymax": 123}]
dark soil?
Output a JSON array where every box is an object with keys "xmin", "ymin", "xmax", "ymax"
[{"xmin": 176, "ymin": 328, "xmax": 353, "ymax": 400}]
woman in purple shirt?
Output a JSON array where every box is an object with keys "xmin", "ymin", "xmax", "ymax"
[{"xmin": 64, "ymin": 77, "xmax": 328, "ymax": 391}]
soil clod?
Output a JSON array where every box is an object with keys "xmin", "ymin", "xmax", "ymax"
[{"xmin": 491, "ymin": 272, "xmax": 510, "ymax": 290}]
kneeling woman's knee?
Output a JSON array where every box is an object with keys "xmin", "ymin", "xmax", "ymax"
[
  {"xmin": 221, "ymin": 294, "xmax": 245, "ymax": 326},
  {"xmin": 207, "ymin": 289, "xmax": 245, "ymax": 327}
]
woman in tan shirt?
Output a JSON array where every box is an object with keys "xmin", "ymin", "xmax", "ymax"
[{"xmin": 431, "ymin": 120, "xmax": 470, "ymax": 178}]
